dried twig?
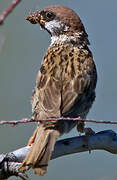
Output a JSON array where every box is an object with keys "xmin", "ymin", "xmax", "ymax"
[
  {"xmin": 0, "ymin": 0, "xmax": 22, "ymax": 25},
  {"xmin": 0, "ymin": 117, "xmax": 117, "ymax": 126}
]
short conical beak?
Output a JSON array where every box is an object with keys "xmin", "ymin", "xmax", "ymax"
[{"xmin": 26, "ymin": 10, "xmax": 41, "ymax": 24}]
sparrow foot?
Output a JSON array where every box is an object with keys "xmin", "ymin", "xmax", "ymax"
[
  {"xmin": 83, "ymin": 127, "xmax": 95, "ymax": 153},
  {"xmin": 83, "ymin": 127, "xmax": 95, "ymax": 136}
]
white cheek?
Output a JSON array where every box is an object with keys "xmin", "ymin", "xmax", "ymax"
[{"xmin": 44, "ymin": 20, "xmax": 62, "ymax": 33}]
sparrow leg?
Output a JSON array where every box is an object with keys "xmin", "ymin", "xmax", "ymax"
[
  {"xmin": 83, "ymin": 127, "xmax": 95, "ymax": 153},
  {"xmin": 77, "ymin": 122, "xmax": 95, "ymax": 135},
  {"xmin": 77, "ymin": 123, "xmax": 95, "ymax": 153},
  {"xmin": 77, "ymin": 122, "xmax": 85, "ymax": 134}
]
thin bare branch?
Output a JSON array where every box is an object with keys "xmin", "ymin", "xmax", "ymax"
[
  {"xmin": 0, "ymin": 130, "xmax": 117, "ymax": 179},
  {"xmin": 0, "ymin": 117, "xmax": 117, "ymax": 126},
  {"xmin": 0, "ymin": 0, "xmax": 22, "ymax": 25}
]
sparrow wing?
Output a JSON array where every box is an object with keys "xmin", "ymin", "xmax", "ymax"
[
  {"xmin": 61, "ymin": 50, "xmax": 97, "ymax": 117},
  {"xmin": 32, "ymin": 71, "xmax": 62, "ymax": 119}
]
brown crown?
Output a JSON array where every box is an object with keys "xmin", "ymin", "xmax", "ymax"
[{"xmin": 43, "ymin": 6, "xmax": 88, "ymax": 37}]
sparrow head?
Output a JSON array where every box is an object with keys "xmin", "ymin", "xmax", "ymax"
[{"xmin": 26, "ymin": 6, "xmax": 88, "ymax": 38}]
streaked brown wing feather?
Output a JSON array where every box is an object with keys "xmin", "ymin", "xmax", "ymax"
[
  {"xmin": 32, "ymin": 71, "xmax": 62, "ymax": 119},
  {"xmin": 61, "ymin": 74, "xmax": 91, "ymax": 116},
  {"xmin": 60, "ymin": 46, "xmax": 97, "ymax": 117}
]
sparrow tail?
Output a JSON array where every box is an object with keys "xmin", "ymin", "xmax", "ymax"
[{"xmin": 18, "ymin": 124, "xmax": 60, "ymax": 176}]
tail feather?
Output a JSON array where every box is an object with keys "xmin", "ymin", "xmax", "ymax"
[{"xmin": 19, "ymin": 124, "xmax": 60, "ymax": 176}]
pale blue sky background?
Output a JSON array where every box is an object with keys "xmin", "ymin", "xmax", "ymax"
[{"xmin": 0, "ymin": 0, "xmax": 117, "ymax": 180}]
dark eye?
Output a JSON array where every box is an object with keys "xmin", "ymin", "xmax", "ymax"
[{"xmin": 45, "ymin": 11, "xmax": 55, "ymax": 21}]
